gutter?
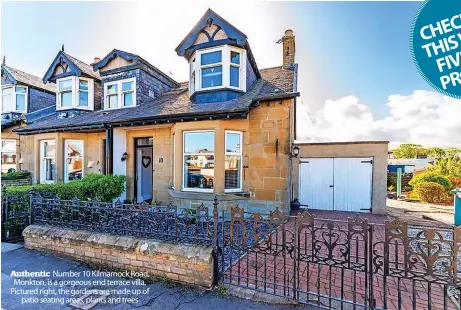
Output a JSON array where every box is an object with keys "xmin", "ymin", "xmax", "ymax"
[
  {"xmin": 13, "ymin": 110, "xmax": 249, "ymax": 135},
  {"xmin": 251, "ymin": 92, "xmax": 300, "ymax": 105}
]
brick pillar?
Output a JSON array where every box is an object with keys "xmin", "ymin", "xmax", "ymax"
[{"xmin": 282, "ymin": 29, "xmax": 295, "ymax": 67}]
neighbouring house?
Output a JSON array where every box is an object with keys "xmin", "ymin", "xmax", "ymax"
[
  {"xmin": 1, "ymin": 60, "xmax": 56, "ymax": 173},
  {"xmin": 12, "ymin": 9, "xmax": 388, "ymax": 214}
]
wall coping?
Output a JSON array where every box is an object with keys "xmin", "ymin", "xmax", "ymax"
[
  {"xmin": 294, "ymin": 141, "xmax": 389, "ymax": 146},
  {"xmin": 23, "ymin": 225, "xmax": 213, "ymax": 265}
]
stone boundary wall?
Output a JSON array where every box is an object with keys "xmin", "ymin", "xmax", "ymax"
[
  {"xmin": 1, "ymin": 177, "xmax": 32, "ymax": 187},
  {"xmin": 23, "ymin": 225, "xmax": 214, "ymax": 288}
]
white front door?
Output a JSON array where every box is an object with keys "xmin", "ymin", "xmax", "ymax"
[
  {"xmin": 136, "ymin": 147, "xmax": 153, "ymax": 202},
  {"xmin": 299, "ymin": 158, "xmax": 334, "ymax": 210}
]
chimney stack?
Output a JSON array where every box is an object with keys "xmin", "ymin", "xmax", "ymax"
[{"xmin": 282, "ymin": 29, "xmax": 295, "ymax": 67}]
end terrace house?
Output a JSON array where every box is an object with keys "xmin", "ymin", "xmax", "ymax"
[
  {"xmin": 1, "ymin": 59, "xmax": 56, "ymax": 173},
  {"xmin": 13, "ymin": 9, "xmax": 299, "ymax": 212}
]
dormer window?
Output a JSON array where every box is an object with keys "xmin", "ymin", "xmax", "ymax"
[
  {"xmin": 190, "ymin": 45, "xmax": 247, "ymax": 95},
  {"xmin": 104, "ymin": 78, "xmax": 136, "ymax": 110},
  {"xmin": 56, "ymin": 76, "xmax": 94, "ymax": 110},
  {"xmin": 2, "ymin": 86, "xmax": 27, "ymax": 113}
]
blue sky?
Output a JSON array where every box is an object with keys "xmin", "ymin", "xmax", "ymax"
[{"xmin": 3, "ymin": 1, "xmax": 459, "ymax": 147}]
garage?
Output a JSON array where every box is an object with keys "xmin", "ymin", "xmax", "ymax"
[
  {"xmin": 292, "ymin": 141, "xmax": 388, "ymax": 214},
  {"xmin": 299, "ymin": 157, "xmax": 373, "ymax": 212}
]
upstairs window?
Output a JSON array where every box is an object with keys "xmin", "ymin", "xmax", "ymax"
[
  {"xmin": 190, "ymin": 45, "xmax": 246, "ymax": 95},
  {"xmin": 1, "ymin": 86, "xmax": 27, "ymax": 113},
  {"xmin": 56, "ymin": 76, "xmax": 94, "ymax": 110},
  {"xmin": 200, "ymin": 50, "xmax": 222, "ymax": 89},
  {"xmin": 104, "ymin": 78, "xmax": 136, "ymax": 109}
]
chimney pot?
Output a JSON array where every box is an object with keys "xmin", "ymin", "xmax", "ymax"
[
  {"xmin": 94, "ymin": 57, "xmax": 101, "ymax": 63},
  {"xmin": 282, "ymin": 30, "xmax": 295, "ymax": 67}
]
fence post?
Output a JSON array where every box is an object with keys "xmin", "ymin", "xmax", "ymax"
[
  {"xmin": 451, "ymin": 189, "xmax": 461, "ymax": 226},
  {"xmin": 27, "ymin": 188, "xmax": 37, "ymax": 226},
  {"xmin": 212, "ymin": 195, "xmax": 219, "ymax": 285}
]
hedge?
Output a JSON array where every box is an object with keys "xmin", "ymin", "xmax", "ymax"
[
  {"xmin": 408, "ymin": 172, "xmax": 452, "ymax": 191},
  {"xmin": 1, "ymin": 170, "xmax": 31, "ymax": 180},
  {"xmin": 4, "ymin": 174, "xmax": 126, "ymax": 203},
  {"xmin": 414, "ymin": 182, "xmax": 447, "ymax": 203}
]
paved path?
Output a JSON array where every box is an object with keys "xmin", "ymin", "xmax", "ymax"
[
  {"xmin": 1, "ymin": 243, "xmax": 313, "ymax": 310},
  {"xmin": 387, "ymin": 199, "xmax": 454, "ymax": 225}
]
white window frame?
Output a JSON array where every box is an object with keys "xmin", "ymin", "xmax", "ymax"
[
  {"xmin": 103, "ymin": 78, "xmax": 137, "ymax": 110},
  {"xmin": 224, "ymin": 130, "xmax": 243, "ymax": 193},
  {"xmin": 40, "ymin": 140, "xmax": 56, "ymax": 184},
  {"xmin": 190, "ymin": 45, "xmax": 247, "ymax": 95},
  {"xmin": 182, "ymin": 130, "xmax": 215, "ymax": 193},
  {"xmin": 56, "ymin": 76, "xmax": 94, "ymax": 111},
  {"xmin": 1, "ymin": 85, "xmax": 28, "ymax": 113},
  {"xmin": 64, "ymin": 140, "xmax": 84, "ymax": 183}
]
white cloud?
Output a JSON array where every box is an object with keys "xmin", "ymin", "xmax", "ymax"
[{"xmin": 297, "ymin": 90, "xmax": 461, "ymax": 148}]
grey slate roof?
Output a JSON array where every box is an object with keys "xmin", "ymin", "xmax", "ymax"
[
  {"xmin": 63, "ymin": 52, "xmax": 100, "ymax": 80},
  {"xmin": 14, "ymin": 65, "xmax": 298, "ymax": 134},
  {"xmin": 3, "ymin": 65, "xmax": 56, "ymax": 93}
]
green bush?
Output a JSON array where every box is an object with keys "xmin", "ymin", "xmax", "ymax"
[
  {"xmin": 5, "ymin": 174, "xmax": 126, "ymax": 203},
  {"xmin": 387, "ymin": 175, "xmax": 397, "ymax": 187},
  {"xmin": 409, "ymin": 172, "xmax": 452, "ymax": 191},
  {"xmin": 414, "ymin": 182, "xmax": 447, "ymax": 203},
  {"xmin": 1, "ymin": 170, "xmax": 31, "ymax": 179}
]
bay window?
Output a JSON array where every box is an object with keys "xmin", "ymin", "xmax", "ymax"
[
  {"xmin": 2, "ymin": 86, "xmax": 27, "ymax": 113},
  {"xmin": 183, "ymin": 131, "xmax": 215, "ymax": 192},
  {"xmin": 190, "ymin": 45, "xmax": 246, "ymax": 94},
  {"xmin": 64, "ymin": 140, "xmax": 83, "ymax": 182},
  {"xmin": 225, "ymin": 131, "xmax": 243, "ymax": 192},
  {"xmin": 104, "ymin": 78, "xmax": 136, "ymax": 109},
  {"xmin": 40, "ymin": 140, "xmax": 56, "ymax": 183},
  {"xmin": 56, "ymin": 76, "xmax": 94, "ymax": 110}
]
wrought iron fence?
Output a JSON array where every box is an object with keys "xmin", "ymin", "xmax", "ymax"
[
  {"xmin": 30, "ymin": 195, "xmax": 218, "ymax": 245},
  {"xmin": 2, "ymin": 187, "xmax": 460, "ymax": 309},
  {"xmin": 219, "ymin": 206, "xmax": 461, "ymax": 310}
]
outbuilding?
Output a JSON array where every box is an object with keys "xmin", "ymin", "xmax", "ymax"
[{"xmin": 291, "ymin": 141, "xmax": 389, "ymax": 215}]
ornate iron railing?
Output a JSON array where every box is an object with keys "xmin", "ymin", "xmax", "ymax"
[
  {"xmin": 219, "ymin": 206, "xmax": 461, "ymax": 310},
  {"xmin": 30, "ymin": 195, "xmax": 218, "ymax": 245}
]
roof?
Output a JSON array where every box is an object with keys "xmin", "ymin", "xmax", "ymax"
[
  {"xmin": 15, "ymin": 65, "xmax": 298, "ymax": 134},
  {"xmin": 63, "ymin": 52, "xmax": 100, "ymax": 80},
  {"xmin": 175, "ymin": 9, "xmax": 260, "ymax": 78},
  {"xmin": 2, "ymin": 65, "xmax": 55, "ymax": 93},
  {"xmin": 43, "ymin": 50, "xmax": 100, "ymax": 83},
  {"xmin": 92, "ymin": 49, "xmax": 179, "ymax": 86}
]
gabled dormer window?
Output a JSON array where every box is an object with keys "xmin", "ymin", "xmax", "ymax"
[
  {"xmin": 103, "ymin": 78, "xmax": 136, "ymax": 110},
  {"xmin": 56, "ymin": 76, "xmax": 94, "ymax": 110},
  {"xmin": 190, "ymin": 45, "xmax": 247, "ymax": 96},
  {"xmin": 2, "ymin": 86, "xmax": 27, "ymax": 113}
]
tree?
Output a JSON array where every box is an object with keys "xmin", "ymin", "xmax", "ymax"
[
  {"xmin": 392, "ymin": 144, "xmax": 427, "ymax": 159},
  {"xmin": 430, "ymin": 149, "xmax": 461, "ymax": 177}
]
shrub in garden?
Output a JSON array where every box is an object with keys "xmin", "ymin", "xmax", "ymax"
[
  {"xmin": 408, "ymin": 172, "xmax": 452, "ymax": 191},
  {"xmin": 448, "ymin": 176, "xmax": 461, "ymax": 189},
  {"xmin": 414, "ymin": 182, "xmax": 447, "ymax": 203},
  {"xmin": 5, "ymin": 174, "xmax": 126, "ymax": 203},
  {"xmin": 1, "ymin": 170, "xmax": 31, "ymax": 179}
]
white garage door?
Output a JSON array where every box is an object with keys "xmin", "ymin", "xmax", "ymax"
[{"xmin": 299, "ymin": 158, "xmax": 373, "ymax": 212}]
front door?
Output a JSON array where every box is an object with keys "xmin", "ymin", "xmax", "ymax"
[{"xmin": 135, "ymin": 137, "xmax": 153, "ymax": 203}]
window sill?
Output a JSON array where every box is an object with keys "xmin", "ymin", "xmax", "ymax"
[{"xmin": 168, "ymin": 189, "xmax": 250, "ymax": 201}]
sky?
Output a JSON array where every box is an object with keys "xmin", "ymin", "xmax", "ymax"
[{"xmin": 2, "ymin": 1, "xmax": 460, "ymax": 149}]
